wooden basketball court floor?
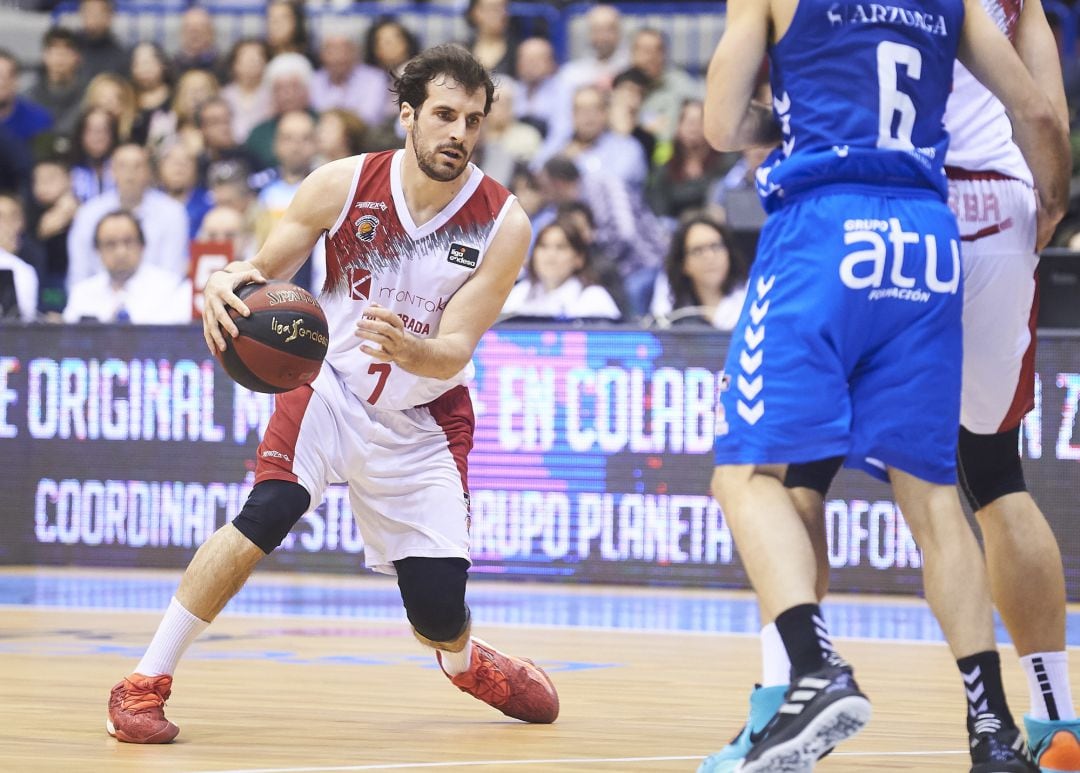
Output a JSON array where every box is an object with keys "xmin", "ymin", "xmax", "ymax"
[{"xmin": 2, "ymin": 567, "xmax": 1079, "ymax": 772}]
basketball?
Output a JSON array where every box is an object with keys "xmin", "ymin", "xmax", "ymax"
[{"xmin": 214, "ymin": 281, "xmax": 329, "ymax": 394}]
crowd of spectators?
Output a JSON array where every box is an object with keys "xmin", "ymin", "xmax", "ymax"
[{"xmin": 3, "ymin": 0, "xmax": 1076, "ymax": 329}]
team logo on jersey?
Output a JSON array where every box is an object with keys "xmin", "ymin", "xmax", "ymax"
[
  {"xmin": 447, "ymin": 243, "xmax": 479, "ymax": 269},
  {"xmin": 349, "ymin": 267, "xmax": 372, "ymax": 300},
  {"xmin": 355, "ymin": 215, "xmax": 380, "ymax": 242},
  {"xmin": 355, "ymin": 200, "xmax": 388, "ymax": 211}
]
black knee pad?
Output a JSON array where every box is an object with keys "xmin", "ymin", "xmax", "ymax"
[
  {"xmin": 231, "ymin": 480, "xmax": 311, "ymax": 554},
  {"xmin": 784, "ymin": 456, "xmax": 843, "ymax": 497},
  {"xmin": 957, "ymin": 426, "xmax": 1028, "ymax": 512},
  {"xmin": 395, "ymin": 557, "xmax": 469, "ymax": 643}
]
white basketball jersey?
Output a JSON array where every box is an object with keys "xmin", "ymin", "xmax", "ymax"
[
  {"xmin": 319, "ymin": 150, "xmax": 515, "ymax": 409},
  {"xmin": 943, "ymin": 0, "xmax": 1032, "ymax": 184}
]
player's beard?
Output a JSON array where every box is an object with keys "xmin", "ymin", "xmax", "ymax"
[{"xmin": 412, "ymin": 123, "xmax": 470, "ymax": 182}]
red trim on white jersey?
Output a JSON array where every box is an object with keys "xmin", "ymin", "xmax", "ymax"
[
  {"xmin": 255, "ymin": 385, "xmax": 315, "ymax": 485},
  {"xmin": 998, "ymin": 270, "xmax": 1039, "ymax": 432},
  {"xmin": 425, "ymin": 385, "xmax": 474, "ymax": 495}
]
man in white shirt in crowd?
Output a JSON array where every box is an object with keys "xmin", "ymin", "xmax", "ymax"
[
  {"xmin": 310, "ymin": 34, "xmax": 389, "ymax": 127},
  {"xmin": 66, "ymin": 143, "xmax": 190, "ymax": 289},
  {"xmin": 0, "ymin": 248, "xmax": 38, "ymax": 321},
  {"xmin": 63, "ymin": 210, "xmax": 190, "ymax": 324}
]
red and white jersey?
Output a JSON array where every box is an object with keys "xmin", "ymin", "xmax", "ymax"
[
  {"xmin": 943, "ymin": 0, "xmax": 1032, "ymax": 184},
  {"xmin": 319, "ymin": 149, "xmax": 515, "ymax": 409}
]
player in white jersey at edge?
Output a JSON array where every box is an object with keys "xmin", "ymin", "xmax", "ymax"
[
  {"xmin": 105, "ymin": 44, "xmax": 559, "ymax": 745},
  {"xmin": 695, "ymin": 1, "xmax": 1067, "ymax": 773}
]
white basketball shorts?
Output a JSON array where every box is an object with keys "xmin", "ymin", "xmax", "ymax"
[
  {"xmin": 947, "ymin": 170, "xmax": 1039, "ymax": 435},
  {"xmin": 254, "ymin": 365, "xmax": 474, "ymax": 574}
]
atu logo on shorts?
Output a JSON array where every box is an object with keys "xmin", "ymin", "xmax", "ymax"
[{"xmin": 839, "ymin": 217, "xmax": 960, "ymax": 302}]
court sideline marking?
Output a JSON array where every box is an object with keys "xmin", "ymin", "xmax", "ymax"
[{"xmin": 196, "ymin": 749, "xmax": 967, "ymax": 772}]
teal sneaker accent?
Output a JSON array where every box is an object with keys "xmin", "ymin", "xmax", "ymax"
[
  {"xmin": 697, "ymin": 684, "xmax": 787, "ymax": 773},
  {"xmin": 1024, "ymin": 715, "xmax": 1080, "ymax": 772}
]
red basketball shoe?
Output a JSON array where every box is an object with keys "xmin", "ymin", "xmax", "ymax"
[
  {"xmin": 438, "ymin": 638, "xmax": 559, "ymax": 723},
  {"xmin": 107, "ymin": 674, "xmax": 180, "ymax": 743}
]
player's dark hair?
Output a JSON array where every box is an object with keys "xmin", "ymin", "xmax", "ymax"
[
  {"xmin": 392, "ymin": 43, "xmax": 495, "ymax": 115},
  {"xmin": 93, "ymin": 209, "xmax": 145, "ymax": 248}
]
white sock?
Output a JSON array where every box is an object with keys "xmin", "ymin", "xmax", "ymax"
[
  {"xmin": 1020, "ymin": 652, "xmax": 1076, "ymax": 721},
  {"xmin": 761, "ymin": 622, "xmax": 791, "ymax": 687},
  {"xmin": 438, "ymin": 638, "xmax": 474, "ymax": 676},
  {"xmin": 134, "ymin": 597, "xmax": 209, "ymax": 677}
]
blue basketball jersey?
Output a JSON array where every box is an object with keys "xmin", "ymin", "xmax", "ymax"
[{"xmin": 758, "ymin": 0, "xmax": 965, "ymax": 212}]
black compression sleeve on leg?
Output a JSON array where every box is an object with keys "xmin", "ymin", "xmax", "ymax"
[
  {"xmin": 231, "ymin": 479, "xmax": 311, "ymax": 554},
  {"xmin": 956, "ymin": 426, "xmax": 1027, "ymax": 512},
  {"xmin": 395, "ymin": 557, "xmax": 470, "ymax": 644}
]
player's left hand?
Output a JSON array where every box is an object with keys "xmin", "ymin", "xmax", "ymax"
[{"xmin": 356, "ymin": 304, "xmax": 415, "ymax": 364}]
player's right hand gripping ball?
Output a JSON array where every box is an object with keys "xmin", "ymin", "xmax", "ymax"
[{"xmin": 215, "ymin": 281, "xmax": 329, "ymax": 393}]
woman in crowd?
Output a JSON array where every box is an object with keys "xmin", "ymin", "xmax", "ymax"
[
  {"xmin": 221, "ymin": 38, "xmax": 272, "ymax": 144},
  {"xmin": 68, "ymin": 106, "xmax": 118, "ymax": 202},
  {"xmin": 128, "ymin": 42, "xmax": 173, "ymax": 146},
  {"xmin": 145, "ymin": 68, "xmax": 220, "ymax": 154},
  {"xmin": 652, "ymin": 212, "xmax": 747, "ymax": 330},
  {"xmin": 647, "ymin": 100, "xmax": 731, "ymax": 220},
  {"xmin": 316, "ymin": 108, "xmax": 368, "ymax": 163},
  {"xmin": 265, "ymin": 0, "xmax": 315, "ymax": 63},
  {"xmin": 83, "ymin": 72, "xmax": 138, "ymax": 142},
  {"xmin": 502, "ymin": 219, "xmax": 621, "ymax": 321},
  {"xmin": 364, "ymin": 17, "xmax": 421, "ymax": 80},
  {"xmin": 462, "ymin": 0, "xmax": 519, "ymax": 76}
]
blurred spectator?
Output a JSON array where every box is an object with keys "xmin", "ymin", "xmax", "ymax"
[
  {"xmin": 311, "ymin": 34, "xmax": 389, "ymax": 127},
  {"xmin": 364, "ymin": 17, "xmax": 420, "ymax": 81},
  {"xmin": 507, "ymin": 162, "xmax": 544, "ymax": 218},
  {"xmin": 537, "ymin": 156, "xmax": 669, "ymax": 316},
  {"xmin": 27, "ymin": 157, "xmax": 76, "ymax": 313},
  {"xmin": 541, "ymin": 85, "xmax": 648, "ymax": 193},
  {"xmin": 67, "ymin": 143, "xmax": 190, "ymax": 288},
  {"xmin": 708, "ymin": 144, "xmax": 772, "ymax": 226},
  {"xmin": 205, "ymin": 159, "xmax": 255, "ymax": 219},
  {"xmin": 129, "ymin": 42, "xmax": 172, "ymax": 144},
  {"xmin": 253, "ymin": 111, "xmax": 318, "ymax": 289},
  {"xmin": 69, "ymin": 107, "xmax": 118, "ymax": 202},
  {"xmin": 221, "ymin": 38, "xmax": 272, "ymax": 144},
  {"xmin": 631, "ymin": 28, "xmax": 702, "ymax": 143},
  {"xmin": 75, "ymin": 0, "xmax": 128, "ymax": 80},
  {"xmin": 463, "ymin": 0, "xmax": 518, "ymax": 76},
  {"xmin": 513, "ymin": 38, "xmax": 560, "ymax": 137},
  {"xmin": 26, "ymin": 28, "xmax": 85, "ymax": 136},
  {"xmin": 610, "ymin": 67, "xmax": 657, "ymax": 167},
  {"xmin": 0, "ymin": 50, "xmax": 53, "ymax": 146},
  {"xmin": 245, "ymin": 53, "xmax": 315, "ymax": 170},
  {"xmin": 502, "ymin": 219, "xmax": 620, "ymax": 321},
  {"xmin": 557, "ymin": 5, "xmax": 629, "ymax": 95},
  {"xmin": 0, "ymin": 193, "xmax": 46, "ymax": 281},
  {"xmin": 647, "ymin": 100, "xmax": 730, "ymax": 220},
  {"xmin": 174, "ymin": 6, "xmax": 219, "ymax": 75},
  {"xmin": 0, "ymin": 246, "xmax": 38, "ymax": 321},
  {"xmin": 475, "ymin": 83, "xmax": 541, "ymax": 187},
  {"xmin": 157, "ymin": 142, "xmax": 212, "ymax": 238},
  {"xmin": 0, "ymin": 124, "xmax": 32, "ymax": 197},
  {"xmin": 145, "ymin": 68, "xmax": 220, "ymax": 154},
  {"xmin": 555, "ymin": 198, "xmax": 627, "ymax": 312},
  {"xmin": 650, "ymin": 212, "xmax": 747, "ymax": 329},
  {"xmin": 84, "ymin": 72, "xmax": 137, "ymax": 140},
  {"xmin": 64, "ymin": 209, "xmax": 190, "ymax": 324},
  {"xmin": 316, "ymin": 108, "xmax": 367, "ymax": 163},
  {"xmin": 265, "ymin": 1, "xmax": 314, "ymax": 63},
  {"xmin": 198, "ymin": 204, "xmax": 253, "ymax": 262},
  {"xmin": 194, "ymin": 97, "xmax": 259, "ymax": 188}
]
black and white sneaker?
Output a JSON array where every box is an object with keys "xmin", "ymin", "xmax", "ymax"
[
  {"xmin": 735, "ymin": 663, "xmax": 871, "ymax": 773},
  {"xmin": 968, "ymin": 713, "xmax": 1038, "ymax": 773}
]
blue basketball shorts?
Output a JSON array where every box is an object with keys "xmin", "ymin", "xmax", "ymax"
[{"xmin": 713, "ymin": 192, "xmax": 963, "ymax": 485}]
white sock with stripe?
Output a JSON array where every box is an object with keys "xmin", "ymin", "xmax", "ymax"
[
  {"xmin": 761, "ymin": 622, "xmax": 791, "ymax": 687},
  {"xmin": 134, "ymin": 597, "xmax": 209, "ymax": 677},
  {"xmin": 1020, "ymin": 652, "xmax": 1076, "ymax": 721},
  {"xmin": 438, "ymin": 638, "xmax": 474, "ymax": 676}
]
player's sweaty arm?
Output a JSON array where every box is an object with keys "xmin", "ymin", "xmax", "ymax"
[
  {"xmin": 1015, "ymin": 0, "xmax": 1070, "ymax": 134},
  {"xmin": 201, "ymin": 158, "xmax": 355, "ymax": 353},
  {"xmin": 703, "ymin": 0, "xmax": 782, "ymax": 151},
  {"xmin": 958, "ymin": 0, "xmax": 1070, "ymax": 233},
  {"xmin": 356, "ymin": 202, "xmax": 531, "ymax": 380}
]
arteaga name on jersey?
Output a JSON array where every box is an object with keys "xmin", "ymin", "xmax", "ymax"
[{"xmin": 827, "ymin": 2, "xmax": 949, "ymax": 36}]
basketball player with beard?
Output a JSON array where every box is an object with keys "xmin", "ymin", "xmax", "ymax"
[{"xmin": 106, "ymin": 44, "xmax": 558, "ymax": 744}]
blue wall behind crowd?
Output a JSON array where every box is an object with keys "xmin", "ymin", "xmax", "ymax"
[{"xmin": 1, "ymin": 324, "xmax": 1078, "ymax": 599}]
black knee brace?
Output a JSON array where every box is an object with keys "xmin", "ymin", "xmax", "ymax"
[
  {"xmin": 957, "ymin": 426, "xmax": 1028, "ymax": 512},
  {"xmin": 395, "ymin": 557, "xmax": 469, "ymax": 644},
  {"xmin": 231, "ymin": 479, "xmax": 311, "ymax": 554},
  {"xmin": 784, "ymin": 456, "xmax": 843, "ymax": 497}
]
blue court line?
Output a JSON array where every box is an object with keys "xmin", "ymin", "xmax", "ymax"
[{"xmin": 2, "ymin": 573, "xmax": 1080, "ymax": 646}]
